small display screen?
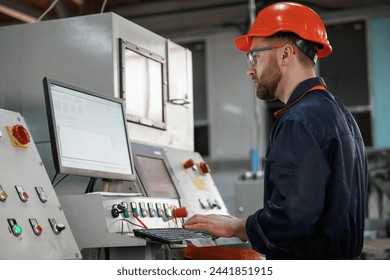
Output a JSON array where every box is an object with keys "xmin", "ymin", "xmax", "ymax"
[{"xmin": 136, "ymin": 155, "xmax": 179, "ymax": 198}]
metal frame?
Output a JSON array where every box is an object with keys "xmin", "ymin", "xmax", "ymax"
[{"xmin": 119, "ymin": 38, "xmax": 168, "ymax": 130}]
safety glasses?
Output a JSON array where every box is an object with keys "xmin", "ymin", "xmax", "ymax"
[{"xmin": 246, "ymin": 45, "xmax": 284, "ymax": 66}]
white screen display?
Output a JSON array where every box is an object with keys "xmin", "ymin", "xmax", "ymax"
[{"xmin": 49, "ymin": 83, "xmax": 134, "ymax": 179}]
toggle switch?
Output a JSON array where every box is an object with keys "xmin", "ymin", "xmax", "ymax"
[
  {"xmin": 8, "ymin": 219, "xmax": 22, "ymax": 236},
  {"xmin": 15, "ymin": 185, "xmax": 29, "ymax": 202},
  {"xmin": 139, "ymin": 202, "xmax": 149, "ymax": 218},
  {"xmin": 130, "ymin": 202, "xmax": 139, "ymax": 216},
  {"xmin": 198, "ymin": 199, "xmax": 207, "ymax": 209},
  {"xmin": 48, "ymin": 218, "xmax": 65, "ymax": 234},
  {"xmin": 29, "ymin": 218, "xmax": 43, "ymax": 236},
  {"xmin": 155, "ymin": 203, "xmax": 164, "ymax": 217},
  {"xmin": 207, "ymin": 199, "xmax": 222, "ymax": 210},
  {"xmin": 35, "ymin": 186, "xmax": 48, "ymax": 203},
  {"xmin": 163, "ymin": 203, "xmax": 172, "ymax": 218},
  {"xmin": 119, "ymin": 202, "xmax": 130, "ymax": 218},
  {"xmin": 148, "ymin": 203, "xmax": 156, "ymax": 218}
]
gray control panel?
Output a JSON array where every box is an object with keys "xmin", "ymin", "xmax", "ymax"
[{"xmin": 0, "ymin": 109, "xmax": 81, "ymax": 259}]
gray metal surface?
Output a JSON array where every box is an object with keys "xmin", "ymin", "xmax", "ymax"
[
  {"xmin": 234, "ymin": 178, "xmax": 264, "ymax": 219},
  {"xmin": 0, "ymin": 109, "xmax": 81, "ymax": 260}
]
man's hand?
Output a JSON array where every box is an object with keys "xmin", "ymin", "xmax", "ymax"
[{"xmin": 182, "ymin": 214, "xmax": 248, "ymax": 241}]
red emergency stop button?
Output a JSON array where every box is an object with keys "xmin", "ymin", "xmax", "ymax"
[{"xmin": 12, "ymin": 125, "xmax": 31, "ymax": 145}]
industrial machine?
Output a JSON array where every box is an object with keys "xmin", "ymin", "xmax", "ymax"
[
  {"xmin": 0, "ymin": 109, "xmax": 81, "ymax": 260},
  {"xmin": 0, "ymin": 12, "xmax": 249, "ymax": 260}
]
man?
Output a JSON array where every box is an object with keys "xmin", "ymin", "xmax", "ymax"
[{"xmin": 183, "ymin": 2, "xmax": 368, "ymax": 259}]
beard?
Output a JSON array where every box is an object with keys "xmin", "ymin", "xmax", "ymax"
[{"xmin": 254, "ymin": 54, "xmax": 282, "ymax": 101}]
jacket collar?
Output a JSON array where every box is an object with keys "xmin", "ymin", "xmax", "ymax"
[
  {"xmin": 286, "ymin": 77, "xmax": 327, "ymax": 106},
  {"xmin": 274, "ymin": 77, "xmax": 327, "ymax": 119}
]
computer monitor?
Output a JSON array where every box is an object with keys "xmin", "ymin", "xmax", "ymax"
[
  {"xmin": 43, "ymin": 77, "xmax": 136, "ymax": 181},
  {"xmin": 131, "ymin": 142, "xmax": 180, "ymax": 199}
]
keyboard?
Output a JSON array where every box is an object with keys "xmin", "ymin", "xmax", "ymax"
[{"xmin": 133, "ymin": 228, "xmax": 212, "ymax": 244}]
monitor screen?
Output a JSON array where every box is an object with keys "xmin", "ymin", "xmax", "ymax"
[{"xmin": 43, "ymin": 77, "xmax": 136, "ymax": 181}]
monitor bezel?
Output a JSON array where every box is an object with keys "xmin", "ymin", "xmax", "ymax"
[{"xmin": 43, "ymin": 77, "xmax": 136, "ymax": 181}]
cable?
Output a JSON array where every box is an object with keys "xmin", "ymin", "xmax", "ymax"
[
  {"xmin": 51, "ymin": 172, "xmax": 59, "ymax": 185},
  {"xmin": 85, "ymin": 177, "xmax": 97, "ymax": 193},
  {"xmin": 130, "ymin": 210, "xmax": 148, "ymax": 229},
  {"xmin": 36, "ymin": 0, "xmax": 60, "ymax": 22},
  {"xmin": 100, "ymin": 0, "xmax": 109, "ymax": 13},
  {"xmin": 122, "ymin": 219, "xmax": 144, "ymax": 229},
  {"xmin": 52, "ymin": 174, "xmax": 69, "ymax": 188}
]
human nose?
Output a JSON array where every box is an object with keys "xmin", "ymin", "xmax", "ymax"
[{"xmin": 246, "ymin": 64, "xmax": 256, "ymax": 77}]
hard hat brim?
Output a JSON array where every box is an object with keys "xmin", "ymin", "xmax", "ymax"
[{"xmin": 235, "ymin": 35, "xmax": 252, "ymax": 52}]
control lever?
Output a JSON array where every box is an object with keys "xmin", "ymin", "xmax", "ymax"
[{"xmin": 207, "ymin": 199, "xmax": 221, "ymax": 210}]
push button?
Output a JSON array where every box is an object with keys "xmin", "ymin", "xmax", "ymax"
[
  {"xmin": 139, "ymin": 202, "xmax": 149, "ymax": 218},
  {"xmin": 0, "ymin": 185, "xmax": 8, "ymax": 202},
  {"xmin": 35, "ymin": 187, "xmax": 48, "ymax": 203},
  {"xmin": 183, "ymin": 159, "xmax": 195, "ymax": 169},
  {"xmin": 148, "ymin": 203, "xmax": 156, "ymax": 218},
  {"xmin": 155, "ymin": 203, "xmax": 164, "ymax": 217},
  {"xmin": 198, "ymin": 161, "xmax": 211, "ymax": 175},
  {"xmin": 163, "ymin": 203, "xmax": 172, "ymax": 218},
  {"xmin": 15, "ymin": 185, "xmax": 29, "ymax": 202},
  {"xmin": 173, "ymin": 207, "xmax": 188, "ymax": 218},
  {"xmin": 8, "ymin": 219, "xmax": 22, "ymax": 236},
  {"xmin": 130, "ymin": 202, "xmax": 139, "ymax": 216},
  {"xmin": 29, "ymin": 218, "xmax": 43, "ymax": 236}
]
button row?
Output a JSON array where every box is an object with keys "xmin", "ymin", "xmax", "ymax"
[
  {"xmin": 182, "ymin": 159, "xmax": 211, "ymax": 175},
  {"xmin": 7, "ymin": 218, "xmax": 65, "ymax": 237},
  {"xmin": 0, "ymin": 185, "xmax": 48, "ymax": 203},
  {"xmin": 112, "ymin": 202, "xmax": 187, "ymax": 220}
]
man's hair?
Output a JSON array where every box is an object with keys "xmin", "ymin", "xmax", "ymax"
[{"xmin": 268, "ymin": 32, "xmax": 319, "ymax": 67}]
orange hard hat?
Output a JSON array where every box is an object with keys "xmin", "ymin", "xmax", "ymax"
[{"xmin": 235, "ymin": 2, "xmax": 332, "ymax": 59}]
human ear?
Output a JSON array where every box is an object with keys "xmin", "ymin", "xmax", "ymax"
[{"xmin": 280, "ymin": 44, "xmax": 295, "ymax": 65}]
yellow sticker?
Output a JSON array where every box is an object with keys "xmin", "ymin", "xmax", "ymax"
[{"xmin": 192, "ymin": 177, "xmax": 208, "ymax": 190}]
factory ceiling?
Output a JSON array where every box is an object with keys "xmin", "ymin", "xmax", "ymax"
[{"xmin": 0, "ymin": 0, "xmax": 389, "ymax": 37}]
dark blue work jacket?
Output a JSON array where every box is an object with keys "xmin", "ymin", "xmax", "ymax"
[{"xmin": 246, "ymin": 77, "xmax": 368, "ymax": 259}]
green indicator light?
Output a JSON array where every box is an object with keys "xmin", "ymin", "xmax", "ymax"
[
  {"xmin": 123, "ymin": 211, "xmax": 130, "ymax": 218},
  {"xmin": 132, "ymin": 209, "xmax": 139, "ymax": 217},
  {"xmin": 13, "ymin": 225, "xmax": 22, "ymax": 236}
]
